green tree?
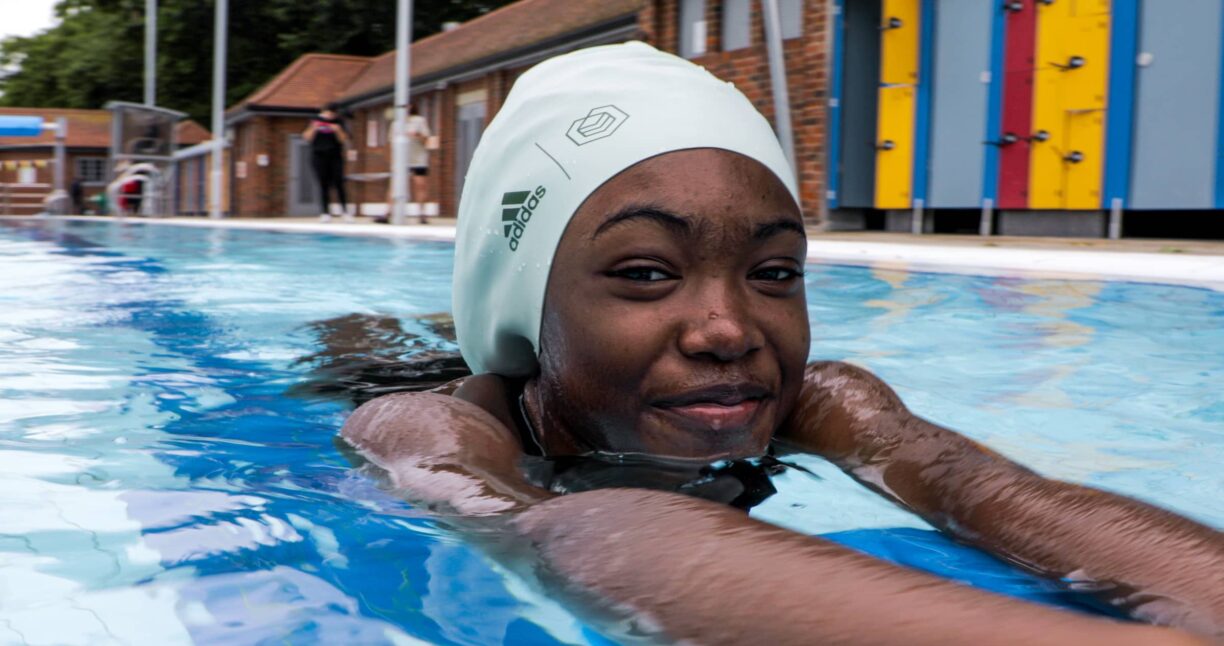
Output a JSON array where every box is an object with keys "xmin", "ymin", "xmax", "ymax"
[{"xmin": 0, "ymin": 0, "xmax": 516, "ymax": 124}]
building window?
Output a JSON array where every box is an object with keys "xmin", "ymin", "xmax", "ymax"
[
  {"xmin": 679, "ymin": 0, "xmax": 707, "ymax": 58},
  {"xmin": 17, "ymin": 166, "xmax": 37, "ymax": 185},
  {"xmin": 367, "ymin": 117, "xmax": 380, "ymax": 148},
  {"xmin": 722, "ymin": 0, "xmax": 751, "ymax": 51},
  {"xmin": 781, "ymin": 0, "xmax": 803, "ymax": 40},
  {"xmin": 243, "ymin": 123, "xmax": 256, "ymax": 159},
  {"xmin": 76, "ymin": 157, "xmax": 107, "ymax": 184}
]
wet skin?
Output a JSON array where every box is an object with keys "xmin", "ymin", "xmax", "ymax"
[
  {"xmin": 342, "ymin": 149, "xmax": 1222, "ymax": 644},
  {"xmin": 524, "ymin": 147, "xmax": 810, "ymax": 459}
]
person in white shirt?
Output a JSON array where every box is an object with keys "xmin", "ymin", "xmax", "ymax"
[
  {"xmin": 380, "ymin": 103, "xmax": 435, "ymax": 225},
  {"xmin": 406, "ymin": 104, "xmax": 433, "ymax": 224}
]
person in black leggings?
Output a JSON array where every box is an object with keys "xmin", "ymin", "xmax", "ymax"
[{"xmin": 303, "ymin": 104, "xmax": 351, "ymax": 221}]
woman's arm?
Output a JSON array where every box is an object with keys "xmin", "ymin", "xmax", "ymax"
[
  {"xmin": 340, "ymin": 384, "xmax": 1202, "ymax": 644},
  {"xmin": 302, "ymin": 121, "xmax": 318, "ymax": 142},
  {"xmin": 516, "ymin": 489, "xmax": 1201, "ymax": 646},
  {"xmin": 340, "ymin": 388, "xmax": 550, "ymax": 515},
  {"xmin": 780, "ymin": 361, "xmax": 1224, "ymax": 637}
]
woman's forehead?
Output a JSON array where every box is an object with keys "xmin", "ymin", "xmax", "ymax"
[{"xmin": 572, "ymin": 149, "xmax": 801, "ymax": 235}]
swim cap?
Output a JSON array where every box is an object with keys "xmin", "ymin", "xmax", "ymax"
[{"xmin": 453, "ymin": 41, "xmax": 798, "ymax": 376}]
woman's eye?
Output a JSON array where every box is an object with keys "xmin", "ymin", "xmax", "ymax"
[
  {"xmin": 610, "ymin": 267, "xmax": 674, "ymax": 282},
  {"xmin": 750, "ymin": 266, "xmax": 803, "ymax": 281}
]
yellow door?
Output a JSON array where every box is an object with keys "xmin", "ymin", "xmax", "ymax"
[
  {"xmin": 874, "ymin": 0, "xmax": 921, "ymax": 209},
  {"xmin": 1029, "ymin": 0, "xmax": 1111, "ymax": 210}
]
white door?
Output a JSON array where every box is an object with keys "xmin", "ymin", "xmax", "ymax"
[
  {"xmin": 454, "ymin": 101, "xmax": 486, "ymax": 202},
  {"xmin": 287, "ymin": 135, "xmax": 322, "ymax": 216}
]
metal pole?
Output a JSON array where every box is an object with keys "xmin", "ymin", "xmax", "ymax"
[
  {"xmin": 54, "ymin": 118, "xmax": 67, "ymax": 214},
  {"xmin": 911, "ymin": 198, "xmax": 924, "ymax": 235},
  {"xmin": 979, "ymin": 197, "xmax": 993, "ymax": 236},
  {"xmin": 145, "ymin": 0, "xmax": 157, "ymax": 106},
  {"xmin": 390, "ymin": 0, "xmax": 414, "ymax": 225},
  {"xmin": 1108, "ymin": 197, "xmax": 1123, "ymax": 239},
  {"xmin": 209, "ymin": 0, "xmax": 227, "ymax": 219},
  {"xmin": 762, "ymin": 0, "xmax": 797, "ymax": 177}
]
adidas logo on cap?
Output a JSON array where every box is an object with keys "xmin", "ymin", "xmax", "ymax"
[{"xmin": 501, "ymin": 186, "xmax": 546, "ymax": 251}]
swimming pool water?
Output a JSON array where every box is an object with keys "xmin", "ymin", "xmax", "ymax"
[{"xmin": 1, "ymin": 219, "xmax": 1220, "ymax": 645}]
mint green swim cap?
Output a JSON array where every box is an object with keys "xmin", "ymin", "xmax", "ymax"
[{"xmin": 453, "ymin": 41, "xmax": 798, "ymax": 376}]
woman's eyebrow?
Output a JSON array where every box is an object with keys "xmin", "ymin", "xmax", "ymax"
[
  {"xmin": 591, "ymin": 206, "xmax": 693, "ymax": 240},
  {"xmin": 754, "ymin": 218, "xmax": 807, "ymax": 240}
]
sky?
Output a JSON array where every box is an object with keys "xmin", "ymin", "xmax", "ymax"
[{"xmin": 1, "ymin": 0, "xmax": 60, "ymax": 41}]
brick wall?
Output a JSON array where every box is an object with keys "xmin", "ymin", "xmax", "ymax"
[
  {"xmin": 0, "ymin": 148, "xmax": 110, "ymax": 214},
  {"xmin": 642, "ymin": 0, "xmax": 829, "ymax": 221},
  {"xmin": 347, "ymin": 70, "xmax": 530, "ymax": 220},
  {"xmin": 229, "ymin": 114, "xmax": 316, "ymax": 216}
]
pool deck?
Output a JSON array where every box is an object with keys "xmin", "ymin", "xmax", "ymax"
[{"xmin": 9, "ymin": 214, "xmax": 1224, "ymax": 290}]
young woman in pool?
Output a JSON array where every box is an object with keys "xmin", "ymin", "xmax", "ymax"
[{"xmin": 342, "ymin": 43, "xmax": 1222, "ymax": 644}]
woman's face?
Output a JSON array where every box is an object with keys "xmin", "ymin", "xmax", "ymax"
[{"xmin": 533, "ymin": 148, "xmax": 810, "ymax": 460}]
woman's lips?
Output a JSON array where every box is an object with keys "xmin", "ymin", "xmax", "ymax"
[
  {"xmin": 652, "ymin": 384, "xmax": 770, "ymax": 431},
  {"xmin": 658, "ymin": 399, "xmax": 763, "ymax": 430}
]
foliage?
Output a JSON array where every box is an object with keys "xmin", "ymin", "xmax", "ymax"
[{"xmin": 0, "ymin": 0, "xmax": 516, "ymax": 124}]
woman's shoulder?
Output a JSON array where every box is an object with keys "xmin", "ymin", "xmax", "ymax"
[{"xmin": 340, "ymin": 375, "xmax": 523, "ymax": 458}]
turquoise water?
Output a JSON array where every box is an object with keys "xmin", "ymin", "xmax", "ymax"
[{"xmin": 0, "ymin": 219, "xmax": 1220, "ymax": 644}]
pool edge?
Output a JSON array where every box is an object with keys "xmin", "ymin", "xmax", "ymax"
[{"xmin": 7, "ymin": 215, "xmax": 1224, "ymax": 291}]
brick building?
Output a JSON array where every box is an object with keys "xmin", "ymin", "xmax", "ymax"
[
  {"xmin": 0, "ymin": 107, "xmax": 209, "ymax": 215},
  {"xmin": 218, "ymin": 0, "xmax": 824, "ymax": 221},
  {"xmin": 224, "ymin": 54, "xmax": 374, "ymax": 216}
]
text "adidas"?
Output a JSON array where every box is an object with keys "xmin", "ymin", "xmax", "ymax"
[{"xmin": 502, "ymin": 186, "xmax": 546, "ymax": 251}]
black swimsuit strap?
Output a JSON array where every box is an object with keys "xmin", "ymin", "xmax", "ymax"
[{"xmin": 503, "ymin": 379, "xmax": 545, "ymax": 457}]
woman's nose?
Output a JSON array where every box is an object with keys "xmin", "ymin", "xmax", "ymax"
[{"xmin": 677, "ymin": 287, "xmax": 763, "ymax": 362}]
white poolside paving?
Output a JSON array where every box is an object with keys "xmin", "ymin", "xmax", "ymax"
[{"xmin": 18, "ymin": 214, "xmax": 1224, "ymax": 291}]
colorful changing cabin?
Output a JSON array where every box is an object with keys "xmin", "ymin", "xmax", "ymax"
[{"xmin": 828, "ymin": 0, "xmax": 1224, "ymax": 236}]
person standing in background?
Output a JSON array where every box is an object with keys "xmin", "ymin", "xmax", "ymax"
[
  {"xmin": 405, "ymin": 103, "xmax": 434, "ymax": 224},
  {"xmin": 303, "ymin": 104, "xmax": 352, "ymax": 222},
  {"xmin": 379, "ymin": 103, "xmax": 435, "ymax": 225}
]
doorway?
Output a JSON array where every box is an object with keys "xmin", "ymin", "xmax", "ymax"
[{"xmin": 287, "ymin": 134, "xmax": 322, "ymax": 216}]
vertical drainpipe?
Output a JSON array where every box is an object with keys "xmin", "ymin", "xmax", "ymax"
[
  {"xmin": 910, "ymin": 0, "xmax": 935, "ymax": 226},
  {"xmin": 209, "ymin": 0, "xmax": 227, "ymax": 219},
  {"xmin": 1215, "ymin": 3, "xmax": 1224, "ymax": 208},
  {"xmin": 826, "ymin": 0, "xmax": 845, "ymax": 219},
  {"xmin": 980, "ymin": 0, "xmax": 1008, "ymax": 235},
  {"xmin": 53, "ymin": 118, "xmax": 67, "ymax": 214},
  {"xmin": 391, "ymin": 0, "xmax": 414, "ymax": 225},
  {"xmin": 1103, "ymin": 0, "xmax": 1138, "ymax": 227},
  {"xmin": 763, "ymin": 0, "xmax": 798, "ymax": 184},
  {"xmin": 145, "ymin": 0, "xmax": 157, "ymax": 106}
]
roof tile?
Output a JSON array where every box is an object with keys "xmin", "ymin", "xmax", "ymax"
[
  {"xmin": 340, "ymin": 0, "xmax": 643, "ymax": 102},
  {"xmin": 234, "ymin": 53, "xmax": 374, "ymax": 112}
]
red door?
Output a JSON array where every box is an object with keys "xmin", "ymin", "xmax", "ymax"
[{"xmin": 997, "ymin": 0, "xmax": 1037, "ymax": 209}]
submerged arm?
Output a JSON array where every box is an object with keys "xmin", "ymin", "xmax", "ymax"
[{"xmin": 781, "ymin": 361, "xmax": 1224, "ymax": 637}]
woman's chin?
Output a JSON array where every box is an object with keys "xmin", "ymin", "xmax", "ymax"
[{"xmin": 633, "ymin": 406, "xmax": 775, "ymax": 461}]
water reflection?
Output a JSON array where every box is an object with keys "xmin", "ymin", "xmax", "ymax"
[{"xmin": 289, "ymin": 313, "xmax": 469, "ymax": 406}]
